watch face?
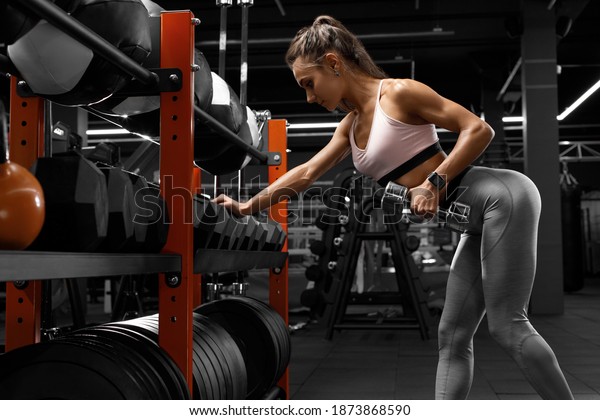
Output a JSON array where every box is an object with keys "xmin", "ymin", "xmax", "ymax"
[{"xmin": 428, "ymin": 173, "xmax": 445, "ymax": 189}]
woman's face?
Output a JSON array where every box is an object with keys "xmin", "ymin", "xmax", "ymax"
[{"xmin": 292, "ymin": 57, "xmax": 341, "ymax": 112}]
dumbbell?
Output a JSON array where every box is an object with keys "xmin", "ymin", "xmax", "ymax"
[
  {"xmin": 249, "ymin": 218, "xmax": 268, "ymax": 251},
  {"xmin": 97, "ymin": 164, "xmax": 136, "ymax": 252},
  {"xmin": 381, "ymin": 181, "xmax": 471, "ymax": 233},
  {"xmin": 230, "ymin": 216, "xmax": 258, "ymax": 250},
  {"xmin": 29, "ymin": 152, "xmax": 108, "ymax": 252},
  {"xmin": 263, "ymin": 220, "xmax": 286, "ymax": 252},
  {"xmin": 304, "ymin": 265, "xmax": 323, "ymax": 282},
  {"xmin": 139, "ymin": 183, "xmax": 169, "ymax": 253},
  {"xmin": 309, "ymin": 240, "xmax": 326, "ymax": 256},
  {"xmin": 193, "ymin": 195, "xmax": 236, "ymax": 250}
]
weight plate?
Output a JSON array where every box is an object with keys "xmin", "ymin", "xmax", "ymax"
[
  {"xmin": 191, "ymin": 317, "xmax": 228, "ymax": 399},
  {"xmin": 194, "ymin": 313, "xmax": 247, "ymax": 399},
  {"xmin": 60, "ymin": 333, "xmax": 163, "ymax": 399},
  {"xmin": 195, "ymin": 298, "xmax": 278, "ymax": 399},
  {"xmin": 82, "ymin": 325, "xmax": 182, "ymax": 399},
  {"xmin": 0, "ymin": 341, "xmax": 146, "ymax": 399},
  {"xmin": 234, "ymin": 297, "xmax": 290, "ymax": 386}
]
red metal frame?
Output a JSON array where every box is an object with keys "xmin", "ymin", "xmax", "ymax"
[
  {"xmin": 267, "ymin": 119, "xmax": 290, "ymax": 397},
  {"xmin": 157, "ymin": 10, "xmax": 196, "ymax": 393},
  {"xmin": 3, "ymin": 11, "xmax": 291, "ymax": 399},
  {"xmin": 192, "ymin": 166, "xmax": 202, "ymax": 308},
  {"xmin": 5, "ymin": 77, "xmax": 45, "ymax": 352}
]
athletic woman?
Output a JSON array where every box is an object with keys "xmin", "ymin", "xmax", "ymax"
[{"xmin": 213, "ymin": 15, "xmax": 573, "ymax": 400}]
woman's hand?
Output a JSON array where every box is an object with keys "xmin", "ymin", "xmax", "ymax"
[
  {"xmin": 408, "ymin": 183, "xmax": 440, "ymax": 221},
  {"xmin": 212, "ymin": 194, "xmax": 250, "ymax": 217}
]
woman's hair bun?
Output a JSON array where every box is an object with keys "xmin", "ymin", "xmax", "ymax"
[{"xmin": 313, "ymin": 15, "xmax": 340, "ymax": 28}]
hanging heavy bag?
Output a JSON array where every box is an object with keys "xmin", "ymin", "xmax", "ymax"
[
  {"xmin": 7, "ymin": 0, "xmax": 152, "ymax": 106},
  {"xmin": 560, "ymin": 163, "xmax": 584, "ymax": 292}
]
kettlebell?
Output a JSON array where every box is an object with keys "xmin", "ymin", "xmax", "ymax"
[{"xmin": 0, "ymin": 99, "xmax": 45, "ymax": 249}]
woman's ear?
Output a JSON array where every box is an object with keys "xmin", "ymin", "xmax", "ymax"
[{"xmin": 324, "ymin": 52, "xmax": 340, "ymax": 71}]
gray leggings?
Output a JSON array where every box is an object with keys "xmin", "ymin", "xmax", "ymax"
[{"xmin": 435, "ymin": 166, "xmax": 573, "ymax": 400}]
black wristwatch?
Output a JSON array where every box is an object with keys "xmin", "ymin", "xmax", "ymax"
[{"xmin": 427, "ymin": 171, "xmax": 446, "ymax": 190}]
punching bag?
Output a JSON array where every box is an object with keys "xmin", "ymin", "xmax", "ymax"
[
  {"xmin": 7, "ymin": 0, "xmax": 152, "ymax": 106},
  {"xmin": 560, "ymin": 163, "xmax": 584, "ymax": 292}
]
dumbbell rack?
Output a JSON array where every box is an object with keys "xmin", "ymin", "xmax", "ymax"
[
  {"xmin": 0, "ymin": 9, "xmax": 290, "ymax": 398},
  {"xmin": 324, "ymin": 189, "xmax": 435, "ymax": 341}
]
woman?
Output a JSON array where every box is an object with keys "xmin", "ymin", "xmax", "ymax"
[{"xmin": 214, "ymin": 15, "xmax": 573, "ymax": 400}]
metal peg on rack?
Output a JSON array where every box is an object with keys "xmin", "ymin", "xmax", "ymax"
[
  {"xmin": 237, "ymin": 0, "xmax": 253, "ymax": 107},
  {"xmin": 205, "ymin": 282, "xmax": 222, "ymax": 302},
  {"xmin": 214, "ymin": 0, "xmax": 233, "ymax": 199},
  {"xmin": 232, "ymin": 282, "xmax": 249, "ymax": 296},
  {"xmin": 216, "ymin": 0, "xmax": 233, "ymax": 79}
]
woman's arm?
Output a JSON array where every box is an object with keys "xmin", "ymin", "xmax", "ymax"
[
  {"xmin": 391, "ymin": 79, "xmax": 494, "ymax": 184},
  {"xmin": 387, "ymin": 79, "xmax": 494, "ymax": 215},
  {"xmin": 213, "ymin": 113, "xmax": 354, "ymax": 216}
]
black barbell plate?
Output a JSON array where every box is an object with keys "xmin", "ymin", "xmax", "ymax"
[
  {"xmin": 133, "ymin": 315, "xmax": 223, "ymax": 400},
  {"xmin": 106, "ymin": 319, "xmax": 190, "ymax": 399},
  {"xmin": 194, "ymin": 313, "xmax": 248, "ymax": 399},
  {"xmin": 191, "ymin": 316, "xmax": 229, "ymax": 400},
  {"xmin": 193, "ymin": 314, "xmax": 236, "ymax": 399},
  {"xmin": 235, "ymin": 298, "xmax": 285, "ymax": 390},
  {"xmin": 195, "ymin": 298, "xmax": 278, "ymax": 399},
  {"xmin": 217, "ymin": 297, "xmax": 289, "ymax": 393},
  {"xmin": 237, "ymin": 297, "xmax": 291, "ymax": 385},
  {"xmin": 60, "ymin": 333, "xmax": 164, "ymax": 399},
  {"xmin": 120, "ymin": 316, "xmax": 194, "ymax": 399},
  {"xmin": 73, "ymin": 326, "xmax": 178, "ymax": 399},
  {"xmin": 115, "ymin": 317, "xmax": 191, "ymax": 399},
  {"xmin": 81, "ymin": 325, "xmax": 186, "ymax": 399},
  {"xmin": 0, "ymin": 341, "xmax": 145, "ymax": 399}
]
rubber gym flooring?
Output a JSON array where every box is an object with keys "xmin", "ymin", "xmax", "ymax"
[
  {"xmin": 1, "ymin": 272, "xmax": 599, "ymax": 400},
  {"xmin": 286, "ymin": 276, "xmax": 600, "ymax": 400}
]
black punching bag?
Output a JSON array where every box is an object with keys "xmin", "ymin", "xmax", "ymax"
[{"xmin": 560, "ymin": 163, "xmax": 584, "ymax": 292}]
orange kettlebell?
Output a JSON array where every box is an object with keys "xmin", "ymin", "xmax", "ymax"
[{"xmin": 0, "ymin": 100, "xmax": 45, "ymax": 250}]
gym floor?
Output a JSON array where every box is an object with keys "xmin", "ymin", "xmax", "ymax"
[
  {"xmin": 287, "ymin": 277, "xmax": 600, "ymax": 400},
  {"xmin": 1, "ymin": 273, "xmax": 599, "ymax": 400}
]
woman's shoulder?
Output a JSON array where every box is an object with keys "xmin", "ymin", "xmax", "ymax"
[
  {"xmin": 382, "ymin": 78, "xmax": 427, "ymax": 98},
  {"xmin": 337, "ymin": 111, "xmax": 358, "ymax": 132}
]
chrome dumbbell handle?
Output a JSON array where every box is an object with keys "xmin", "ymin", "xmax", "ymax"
[{"xmin": 382, "ymin": 181, "xmax": 471, "ymax": 232}]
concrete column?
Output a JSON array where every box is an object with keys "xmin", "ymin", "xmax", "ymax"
[
  {"xmin": 481, "ymin": 67, "xmax": 508, "ymax": 167},
  {"xmin": 521, "ymin": 0, "xmax": 564, "ymax": 314}
]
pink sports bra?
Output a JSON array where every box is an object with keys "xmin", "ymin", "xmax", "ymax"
[{"xmin": 349, "ymin": 79, "xmax": 442, "ymax": 185}]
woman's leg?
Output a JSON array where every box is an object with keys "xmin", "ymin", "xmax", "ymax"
[
  {"xmin": 479, "ymin": 169, "xmax": 573, "ymax": 399},
  {"xmin": 435, "ymin": 233, "xmax": 486, "ymax": 399}
]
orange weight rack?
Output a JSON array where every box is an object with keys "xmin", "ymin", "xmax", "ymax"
[{"xmin": 0, "ymin": 8, "xmax": 290, "ymax": 399}]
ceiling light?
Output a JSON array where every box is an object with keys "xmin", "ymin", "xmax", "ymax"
[
  {"xmin": 86, "ymin": 128, "xmax": 130, "ymax": 136},
  {"xmin": 288, "ymin": 122, "xmax": 341, "ymax": 130},
  {"xmin": 557, "ymin": 79, "xmax": 600, "ymax": 121},
  {"xmin": 502, "ymin": 116, "xmax": 524, "ymax": 123}
]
